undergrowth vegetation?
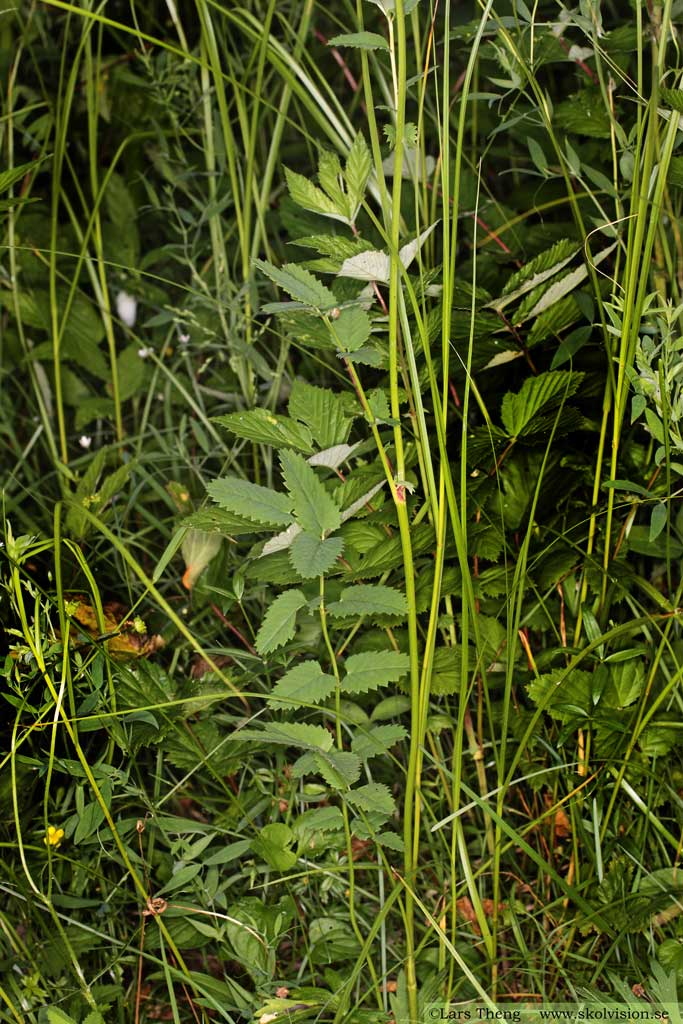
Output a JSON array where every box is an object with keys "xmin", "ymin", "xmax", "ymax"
[{"xmin": 3, "ymin": 0, "xmax": 683, "ymax": 1021}]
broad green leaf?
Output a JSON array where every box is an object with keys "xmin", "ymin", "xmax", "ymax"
[
  {"xmin": 342, "ymin": 650, "xmax": 410, "ymax": 694},
  {"xmin": 181, "ymin": 507, "xmax": 262, "ymax": 536},
  {"xmin": 345, "ymin": 133, "xmax": 373, "ymax": 215},
  {"xmin": 160, "ymin": 862, "xmax": 202, "ymax": 893},
  {"xmin": 644, "ymin": 407, "xmax": 664, "ymax": 444},
  {"xmin": 280, "ymin": 449, "xmax": 341, "ymax": 535},
  {"xmin": 292, "ymin": 806, "xmax": 344, "ymax": 839},
  {"xmin": 255, "ymin": 589, "xmax": 308, "ymax": 655},
  {"xmin": 238, "ymin": 722, "xmax": 334, "ymax": 752},
  {"xmin": 329, "ymin": 31, "xmax": 389, "ymax": 51},
  {"xmin": 528, "ymin": 138, "xmax": 548, "ymax": 175},
  {"xmin": 74, "ymin": 799, "xmax": 105, "ymax": 844},
  {"xmin": 649, "ymin": 501, "xmax": 667, "ymax": 543},
  {"xmin": 46, "ymin": 1010, "xmax": 79, "ymax": 1024},
  {"xmin": 550, "ymin": 325, "xmax": 592, "ymax": 369},
  {"xmin": 351, "ymin": 724, "xmax": 408, "ymax": 760},
  {"xmin": 501, "ymin": 370, "xmax": 583, "ymax": 438},
  {"xmin": 290, "ymin": 532, "xmax": 344, "ymax": 578},
  {"xmin": 268, "ymin": 661, "xmax": 336, "ymax": 708},
  {"xmin": 625, "ymin": 525, "xmax": 683, "ymax": 558},
  {"xmin": 658, "ymin": 939, "xmax": 683, "ymax": 981},
  {"xmin": 604, "ymin": 659, "xmax": 644, "ymax": 710},
  {"xmin": 333, "ymin": 306, "xmax": 371, "ymax": 351},
  {"xmin": 313, "ymin": 749, "xmax": 362, "ymax": 789},
  {"xmin": 327, "ymin": 583, "xmax": 407, "ymax": 618},
  {"xmin": 554, "ymin": 92, "xmax": 611, "ymax": 137},
  {"xmin": 288, "ymin": 379, "xmax": 352, "ymax": 448},
  {"xmin": 430, "ymin": 646, "xmax": 461, "ymax": 695},
  {"xmin": 516, "ymin": 245, "xmax": 614, "ymax": 324},
  {"xmin": 526, "ymin": 669, "xmax": 593, "ymax": 723},
  {"xmin": 346, "ymin": 782, "xmax": 395, "ymax": 816},
  {"xmin": 660, "ymin": 88, "xmax": 683, "ymax": 112},
  {"xmin": 497, "ymin": 239, "xmax": 578, "ymax": 304},
  {"xmin": 284, "ymin": 167, "xmax": 349, "ymax": 224},
  {"xmin": 254, "ymin": 258, "xmax": 338, "ymax": 309},
  {"xmin": 317, "ymin": 150, "xmax": 348, "ymax": 217},
  {"xmin": 527, "ymin": 293, "xmax": 582, "ymax": 347},
  {"xmin": 293, "ymin": 234, "xmax": 372, "ymax": 261},
  {"xmin": 208, "ymin": 477, "xmax": 294, "ymax": 527},
  {"xmin": 251, "ymin": 823, "xmax": 297, "ymax": 871},
  {"xmin": 214, "ymin": 409, "xmax": 313, "ymax": 453},
  {"xmin": 374, "ymin": 831, "xmax": 404, "ymax": 851}
]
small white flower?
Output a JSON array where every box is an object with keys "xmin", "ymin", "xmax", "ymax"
[
  {"xmin": 116, "ymin": 291, "xmax": 137, "ymax": 328},
  {"xmin": 79, "ymin": 435, "xmax": 92, "ymax": 449},
  {"xmin": 178, "ymin": 332, "xmax": 190, "ymax": 344},
  {"xmin": 138, "ymin": 346, "xmax": 153, "ymax": 359}
]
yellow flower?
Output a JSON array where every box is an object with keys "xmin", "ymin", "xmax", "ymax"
[{"xmin": 43, "ymin": 826, "xmax": 65, "ymax": 848}]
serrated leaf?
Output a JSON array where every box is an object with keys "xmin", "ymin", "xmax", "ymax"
[
  {"xmin": 318, "ymin": 149, "xmax": 348, "ymax": 217},
  {"xmin": 239, "ymin": 722, "xmax": 334, "ymax": 752},
  {"xmin": 342, "ymin": 650, "xmax": 410, "ymax": 694},
  {"xmin": 660, "ymin": 88, "xmax": 683, "ymax": 113},
  {"xmin": 293, "ymin": 234, "xmax": 372, "ymax": 261},
  {"xmin": 268, "ymin": 661, "xmax": 336, "ymax": 708},
  {"xmin": 46, "ymin": 1010, "xmax": 79, "ymax": 1024},
  {"xmin": 604, "ymin": 659, "xmax": 644, "ymax": 710},
  {"xmin": 254, "ymin": 258, "xmax": 338, "ymax": 309},
  {"xmin": 517, "ymin": 244, "xmax": 615, "ymax": 323},
  {"xmin": 338, "ymin": 249, "xmax": 389, "ymax": 282},
  {"xmin": 496, "ymin": 239, "xmax": 578, "ymax": 307},
  {"xmin": 255, "ymin": 589, "xmax": 308, "ymax": 654},
  {"xmin": 293, "ymin": 807, "xmax": 345, "ymax": 840},
  {"xmin": 374, "ymin": 831, "xmax": 404, "ymax": 851},
  {"xmin": 526, "ymin": 669, "xmax": 593, "ymax": 723},
  {"xmin": 284, "ymin": 167, "xmax": 349, "ymax": 224},
  {"xmin": 181, "ymin": 507, "xmax": 260, "ymax": 536},
  {"xmin": 280, "ymin": 449, "xmax": 341, "ymax": 535},
  {"xmin": 288, "ymin": 379, "xmax": 352, "ymax": 448},
  {"xmin": 333, "ymin": 306, "xmax": 372, "ymax": 351},
  {"xmin": 527, "ymin": 293, "xmax": 582, "ymax": 347},
  {"xmin": 214, "ymin": 409, "xmax": 313, "ymax": 452},
  {"xmin": 313, "ymin": 749, "xmax": 362, "ymax": 789},
  {"xmin": 501, "ymin": 370, "xmax": 583, "ymax": 438},
  {"xmin": 346, "ymin": 782, "xmax": 395, "ymax": 816},
  {"xmin": 337, "ymin": 224, "xmax": 436, "ymax": 283},
  {"xmin": 329, "ymin": 31, "xmax": 389, "ymax": 50},
  {"xmin": 207, "ymin": 476, "xmax": 294, "ymax": 527},
  {"xmin": 345, "ymin": 133, "xmax": 373, "ymax": 216},
  {"xmin": 351, "ymin": 724, "xmax": 408, "ymax": 760},
  {"xmin": 327, "ymin": 583, "xmax": 407, "ymax": 618},
  {"xmin": 290, "ymin": 532, "xmax": 344, "ymax": 578}
]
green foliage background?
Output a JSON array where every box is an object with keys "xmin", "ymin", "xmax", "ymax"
[{"xmin": 2, "ymin": 0, "xmax": 683, "ymax": 1021}]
